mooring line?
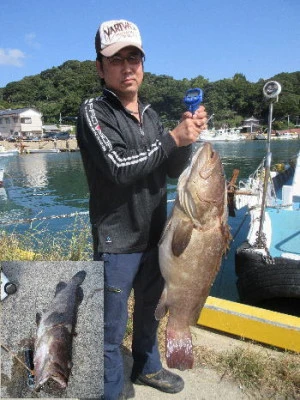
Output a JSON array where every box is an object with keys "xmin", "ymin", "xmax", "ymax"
[
  {"xmin": 0, "ymin": 211, "xmax": 89, "ymax": 226},
  {"xmin": 0, "ymin": 199, "xmax": 176, "ymax": 226},
  {"xmin": 1, "ymin": 343, "xmax": 35, "ymax": 375}
]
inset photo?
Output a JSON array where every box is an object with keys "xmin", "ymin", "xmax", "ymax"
[{"xmin": 1, "ymin": 261, "xmax": 103, "ymax": 399}]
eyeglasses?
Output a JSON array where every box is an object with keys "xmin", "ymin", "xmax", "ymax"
[{"xmin": 105, "ymin": 54, "xmax": 144, "ymax": 66}]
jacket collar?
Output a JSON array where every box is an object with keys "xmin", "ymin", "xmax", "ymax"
[{"xmin": 102, "ymin": 88, "xmax": 149, "ymax": 113}]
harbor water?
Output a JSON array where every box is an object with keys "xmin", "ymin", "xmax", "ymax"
[{"xmin": 1, "ymin": 139, "xmax": 299, "ymax": 301}]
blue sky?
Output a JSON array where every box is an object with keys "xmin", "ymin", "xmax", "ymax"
[{"xmin": 0, "ymin": 0, "xmax": 299, "ymax": 88}]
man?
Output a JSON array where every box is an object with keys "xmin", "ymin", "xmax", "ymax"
[{"xmin": 77, "ymin": 19, "xmax": 207, "ymax": 400}]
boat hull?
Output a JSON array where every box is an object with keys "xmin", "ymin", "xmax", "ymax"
[
  {"xmin": 25, "ymin": 149, "xmax": 60, "ymax": 154},
  {"xmin": 234, "ymin": 150, "xmax": 300, "ymax": 317},
  {"xmin": 0, "ymin": 150, "xmax": 19, "ymax": 157}
]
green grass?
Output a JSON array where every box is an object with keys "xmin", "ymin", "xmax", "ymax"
[
  {"xmin": 214, "ymin": 347, "xmax": 300, "ymax": 398},
  {"xmin": 124, "ymin": 295, "xmax": 300, "ymax": 399},
  {"xmin": 0, "ymin": 216, "xmax": 93, "ymax": 261}
]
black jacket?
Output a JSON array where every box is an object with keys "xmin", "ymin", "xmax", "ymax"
[{"xmin": 77, "ymin": 88, "xmax": 192, "ymax": 253}]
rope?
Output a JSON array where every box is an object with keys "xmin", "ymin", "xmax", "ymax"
[
  {"xmin": 1, "ymin": 343, "xmax": 34, "ymax": 375},
  {"xmin": 1, "ymin": 200, "xmax": 176, "ymax": 227},
  {"xmin": 0, "ymin": 211, "xmax": 89, "ymax": 226}
]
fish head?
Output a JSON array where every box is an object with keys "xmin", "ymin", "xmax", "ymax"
[
  {"xmin": 34, "ymin": 326, "xmax": 72, "ymax": 391},
  {"xmin": 177, "ymin": 142, "xmax": 226, "ymax": 223}
]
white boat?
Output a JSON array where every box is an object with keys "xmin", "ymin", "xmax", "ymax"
[
  {"xmin": 234, "ymin": 151, "xmax": 300, "ymax": 315},
  {"xmin": 254, "ymin": 133, "xmax": 267, "ymax": 140},
  {"xmin": 25, "ymin": 148, "xmax": 60, "ymax": 154},
  {"xmin": 199, "ymin": 128, "xmax": 245, "ymax": 142},
  {"xmin": 0, "ymin": 145, "xmax": 19, "ymax": 156},
  {"xmin": 274, "ymin": 132, "xmax": 298, "ymax": 140},
  {"xmin": 0, "ymin": 168, "xmax": 4, "ymax": 186},
  {"xmin": 232, "ymin": 81, "xmax": 300, "ymax": 316},
  {"xmin": 0, "ymin": 168, "xmax": 8, "ymax": 200}
]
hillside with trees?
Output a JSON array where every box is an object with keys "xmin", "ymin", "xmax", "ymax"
[{"xmin": 0, "ymin": 60, "xmax": 299, "ymax": 130}]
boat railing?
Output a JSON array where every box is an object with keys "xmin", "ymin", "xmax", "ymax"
[
  {"xmin": 235, "ymin": 157, "xmax": 280, "ymax": 209},
  {"xmin": 238, "ymin": 158, "xmax": 265, "ymax": 194}
]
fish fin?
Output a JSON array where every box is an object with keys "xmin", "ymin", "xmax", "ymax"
[
  {"xmin": 154, "ymin": 288, "xmax": 168, "ymax": 320},
  {"xmin": 72, "ymin": 270, "xmax": 86, "ymax": 285},
  {"xmin": 76, "ymin": 287, "xmax": 84, "ymax": 304},
  {"xmin": 171, "ymin": 220, "xmax": 193, "ymax": 257},
  {"xmin": 36, "ymin": 312, "xmax": 42, "ymax": 326},
  {"xmin": 44, "ymin": 311, "xmax": 67, "ymax": 325},
  {"xmin": 68, "ymin": 361, "xmax": 73, "ymax": 369},
  {"xmin": 55, "ymin": 282, "xmax": 67, "ymax": 296},
  {"xmin": 158, "ymin": 217, "xmax": 172, "ymax": 246},
  {"xmin": 166, "ymin": 325, "xmax": 193, "ymax": 370}
]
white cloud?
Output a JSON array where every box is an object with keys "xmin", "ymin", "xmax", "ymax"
[
  {"xmin": 0, "ymin": 48, "xmax": 26, "ymax": 67},
  {"xmin": 24, "ymin": 33, "xmax": 40, "ymax": 49}
]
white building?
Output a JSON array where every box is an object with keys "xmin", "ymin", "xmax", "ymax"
[
  {"xmin": 241, "ymin": 116, "xmax": 261, "ymax": 133},
  {"xmin": 0, "ymin": 108, "xmax": 43, "ymax": 138}
]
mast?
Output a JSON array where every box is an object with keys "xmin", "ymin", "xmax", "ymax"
[{"xmin": 257, "ymin": 81, "xmax": 282, "ymax": 246}]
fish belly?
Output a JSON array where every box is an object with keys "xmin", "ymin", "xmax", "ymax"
[{"xmin": 158, "ymin": 221, "xmax": 225, "ymax": 370}]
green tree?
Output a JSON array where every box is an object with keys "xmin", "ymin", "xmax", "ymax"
[{"xmin": 1, "ymin": 61, "xmax": 299, "ymax": 129}]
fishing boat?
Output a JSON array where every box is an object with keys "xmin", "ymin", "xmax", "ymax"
[
  {"xmin": 254, "ymin": 132, "xmax": 267, "ymax": 140},
  {"xmin": 275, "ymin": 132, "xmax": 298, "ymax": 140},
  {"xmin": 24, "ymin": 148, "xmax": 61, "ymax": 154},
  {"xmin": 0, "ymin": 168, "xmax": 4, "ymax": 188},
  {"xmin": 232, "ymin": 81, "xmax": 300, "ymax": 317},
  {"xmin": 0, "ymin": 145, "xmax": 19, "ymax": 157},
  {"xmin": 199, "ymin": 128, "xmax": 245, "ymax": 142},
  {"xmin": 0, "ymin": 168, "xmax": 8, "ymax": 200}
]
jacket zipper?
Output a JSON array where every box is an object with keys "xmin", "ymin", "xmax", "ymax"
[{"xmin": 139, "ymin": 105, "xmax": 151, "ymax": 136}]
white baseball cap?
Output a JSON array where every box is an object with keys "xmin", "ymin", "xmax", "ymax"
[{"xmin": 95, "ymin": 19, "xmax": 145, "ymax": 57}]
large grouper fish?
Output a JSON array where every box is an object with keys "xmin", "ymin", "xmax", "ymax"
[
  {"xmin": 155, "ymin": 142, "xmax": 230, "ymax": 370},
  {"xmin": 34, "ymin": 270, "xmax": 86, "ymax": 391}
]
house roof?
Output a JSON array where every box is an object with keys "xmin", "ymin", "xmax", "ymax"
[{"xmin": 243, "ymin": 115, "xmax": 260, "ymax": 122}]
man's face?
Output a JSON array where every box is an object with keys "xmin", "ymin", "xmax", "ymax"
[{"xmin": 96, "ymin": 46, "xmax": 144, "ymax": 98}]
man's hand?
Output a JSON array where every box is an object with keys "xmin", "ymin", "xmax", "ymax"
[{"xmin": 169, "ymin": 106, "xmax": 207, "ymax": 147}]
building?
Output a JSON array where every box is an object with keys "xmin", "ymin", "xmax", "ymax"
[
  {"xmin": 0, "ymin": 108, "xmax": 43, "ymax": 138},
  {"xmin": 42, "ymin": 124, "xmax": 75, "ymax": 133},
  {"xmin": 241, "ymin": 116, "xmax": 261, "ymax": 133},
  {"xmin": 42, "ymin": 124, "xmax": 61, "ymax": 133}
]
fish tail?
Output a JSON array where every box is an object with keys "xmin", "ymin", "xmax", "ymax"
[
  {"xmin": 72, "ymin": 270, "xmax": 86, "ymax": 285},
  {"xmin": 166, "ymin": 326, "xmax": 193, "ymax": 371}
]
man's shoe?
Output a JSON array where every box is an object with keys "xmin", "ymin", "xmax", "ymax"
[{"xmin": 132, "ymin": 368, "xmax": 184, "ymax": 394}]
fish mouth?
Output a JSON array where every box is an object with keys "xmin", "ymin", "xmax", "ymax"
[
  {"xmin": 187, "ymin": 142, "xmax": 220, "ymax": 182},
  {"xmin": 178, "ymin": 142, "xmax": 224, "ymax": 220},
  {"xmin": 35, "ymin": 369, "xmax": 68, "ymax": 391},
  {"xmin": 198, "ymin": 142, "xmax": 219, "ymax": 179}
]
